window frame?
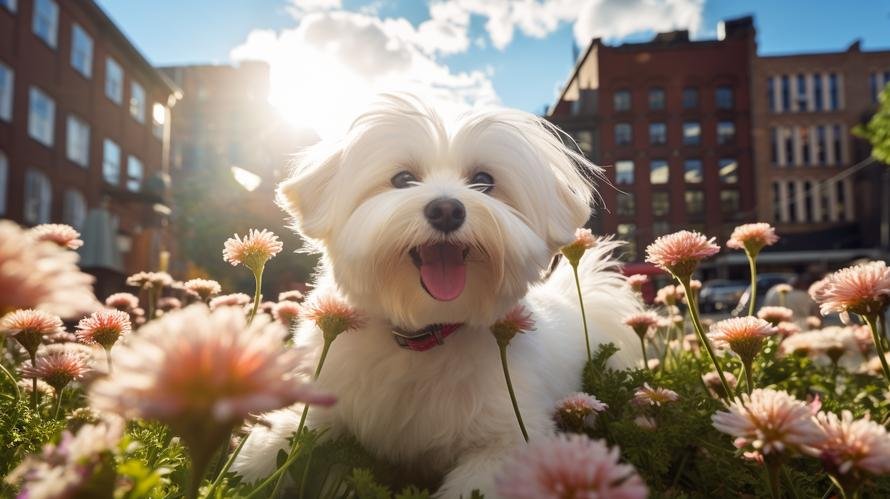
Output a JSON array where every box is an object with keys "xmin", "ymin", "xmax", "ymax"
[
  {"xmin": 0, "ymin": 60, "xmax": 12, "ymax": 122},
  {"xmin": 65, "ymin": 114, "xmax": 90, "ymax": 167},
  {"xmin": 650, "ymin": 159, "xmax": 669, "ymax": 185},
  {"xmin": 682, "ymin": 87, "xmax": 698, "ymax": 109},
  {"xmin": 28, "ymin": 86, "xmax": 55, "ymax": 147},
  {"xmin": 615, "ymin": 160, "xmax": 634, "ymax": 185},
  {"xmin": 648, "ymin": 87, "xmax": 665, "ymax": 110},
  {"xmin": 62, "ymin": 189, "xmax": 87, "ymax": 230},
  {"xmin": 126, "ymin": 155, "xmax": 143, "ymax": 192},
  {"xmin": 613, "ymin": 90, "xmax": 631, "ymax": 112},
  {"xmin": 682, "ymin": 121, "xmax": 701, "ymax": 145},
  {"xmin": 70, "ymin": 23, "xmax": 94, "ymax": 78},
  {"xmin": 102, "ymin": 138, "xmax": 121, "ymax": 185},
  {"xmin": 683, "ymin": 159, "xmax": 703, "ymax": 183},
  {"xmin": 105, "ymin": 57, "xmax": 124, "ymax": 104},
  {"xmin": 716, "ymin": 120, "xmax": 736, "ymax": 145},
  {"xmin": 715, "ymin": 85, "xmax": 734, "ymax": 110},
  {"xmin": 718, "ymin": 158, "xmax": 739, "ymax": 184},
  {"xmin": 649, "ymin": 122, "xmax": 667, "ymax": 146},
  {"xmin": 614, "ymin": 123, "xmax": 632, "ymax": 146},
  {"xmin": 130, "ymin": 81, "xmax": 145, "ymax": 123},
  {"xmin": 31, "ymin": 0, "xmax": 59, "ymax": 49},
  {"xmin": 24, "ymin": 168, "xmax": 52, "ymax": 225}
]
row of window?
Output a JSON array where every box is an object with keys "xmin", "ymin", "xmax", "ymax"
[
  {"xmin": 870, "ymin": 71, "xmax": 890, "ymax": 104},
  {"xmin": 767, "ymin": 73, "xmax": 842, "ymax": 113},
  {"xmin": 615, "ymin": 190, "xmax": 741, "ymax": 219},
  {"xmin": 771, "ymin": 178, "xmax": 854, "ymax": 224},
  {"xmin": 0, "ymin": 151, "xmax": 86, "ymax": 228},
  {"xmin": 613, "ymin": 86, "xmax": 735, "ymax": 113},
  {"xmin": 614, "ymin": 158, "xmax": 738, "ymax": 185},
  {"xmin": 614, "ymin": 120, "xmax": 736, "ymax": 146},
  {"xmin": 769, "ymin": 124, "xmax": 847, "ymax": 167}
]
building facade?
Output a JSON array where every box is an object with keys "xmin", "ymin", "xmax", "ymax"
[
  {"xmin": 0, "ymin": 0, "xmax": 180, "ymax": 297},
  {"xmin": 549, "ymin": 17, "xmax": 757, "ymax": 266},
  {"xmin": 751, "ymin": 42, "xmax": 890, "ymax": 261}
]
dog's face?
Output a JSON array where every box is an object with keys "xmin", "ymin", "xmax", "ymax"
[{"xmin": 278, "ymin": 94, "xmax": 598, "ymax": 328}]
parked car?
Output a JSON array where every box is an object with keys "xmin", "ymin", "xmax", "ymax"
[
  {"xmin": 731, "ymin": 272, "xmax": 796, "ymax": 316},
  {"xmin": 699, "ymin": 279, "xmax": 747, "ymax": 313}
]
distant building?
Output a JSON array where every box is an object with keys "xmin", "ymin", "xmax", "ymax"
[
  {"xmin": 548, "ymin": 17, "xmax": 757, "ymax": 272},
  {"xmin": 750, "ymin": 41, "xmax": 890, "ymax": 266},
  {"xmin": 0, "ymin": 0, "xmax": 181, "ymax": 297}
]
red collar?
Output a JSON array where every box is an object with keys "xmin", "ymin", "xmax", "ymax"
[{"xmin": 392, "ymin": 323, "xmax": 463, "ymax": 351}]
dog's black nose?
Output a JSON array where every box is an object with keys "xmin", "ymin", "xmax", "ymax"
[{"xmin": 424, "ymin": 197, "xmax": 465, "ymax": 233}]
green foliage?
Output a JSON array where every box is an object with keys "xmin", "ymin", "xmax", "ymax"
[
  {"xmin": 0, "ymin": 396, "xmax": 67, "ymax": 496},
  {"xmin": 854, "ymin": 83, "xmax": 890, "ymax": 164}
]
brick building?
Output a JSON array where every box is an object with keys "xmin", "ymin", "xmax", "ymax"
[
  {"xmin": 750, "ymin": 42, "xmax": 890, "ymax": 264},
  {"xmin": 0, "ymin": 0, "xmax": 180, "ymax": 297},
  {"xmin": 549, "ymin": 17, "xmax": 757, "ymax": 268}
]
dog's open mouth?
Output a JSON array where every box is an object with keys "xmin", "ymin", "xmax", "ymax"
[{"xmin": 409, "ymin": 243, "xmax": 469, "ymax": 302}]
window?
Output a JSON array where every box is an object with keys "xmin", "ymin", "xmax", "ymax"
[
  {"xmin": 813, "ymin": 74, "xmax": 823, "ymax": 111},
  {"xmin": 28, "ymin": 86, "xmax": 55, "ymax": 146},
  {"xmin": 1, "ymin": 0, "xmax": 16, "ymax": 12},
  {"xmin": 682, "ymin": 87, "xmax": 698, "ymax": 109},
  {"xmin": 783, "ymin": 127, "xmax": 794, "ymax": 166},
  {"xmin": 720, "ymin": 190, "xmax": 740, "ymax": 216},
  {"xmin": 31, "ymin": 0, "xmax": 58, "ymax": 48},
  {"xmin": 24, "ymin": 169, "xmax": 52, "ymax": 224},
  {"xmin": 649, "ymin": 122, "xmax": 666, "ymax": 145},
  {"xmin": 799, "ymin": 126, "xmax": 810, "ymax": 165},
  {"xmin": 796, "ymin": 73, "xmax": 807, "ymax": 111},
  {"xmin": 787, "ymin": 182, "xmax": 797, "ymax": 222},
  {"xmin": 613, "ymin": 90, "xmax": 630, "ymax": 112},
  {"xmin": 803, "ymin": 181, "xmax": 814, "ymax": 222},
  {"xmin": 684, "ymin": 159, "xmax": 702, "ymax": 183},
  {"xmin": 616, "ymin": 223, "xmax": 637, "ymax": 261},
  {"xmin": 614, "ymin": 123, "xmax": 632, "ymax": 146},
  {"xmin": 0, "ymin": 61, "xmax": 12, "ymax": 122},
  {"xmin": 781, "ymin": 75, "xmax": 790, "ymax": 112},
  {"xmin": 616, "ymin": 193, "xmax": 634, "ymax": 217},
  {"xmin": 718, "ymin": 158, "xmax": 738, "ymax": 184},
  {"xmin": 575, "ymin": 130, "xmax": 594, "ymax": 156},
  {"xmin": 685, "ymin": 190, "xmax": 704, "ymax": 216},
  {"xmin": 66, "ymin": 115, "xmax": 90, "ymax": 167},
  {"xmin": 816, "ymin": 125, "xmax": 827, "ymax": 164},
  {"xmin": 770, "ymin": 127, "xmax": 778, "ymax": 164},
  {"xmin": 767, "ymin": 77, "xmax": 775, "ymax": 112},
  {"xmin": 152, "ymin": 103, "xmax": 166, "ymax": 139},
  {"xmin": 0, "ymin": 151, "xmax": 7, "ymax": 215},
  {"xmin": 70, "ymin": 23, "xmax": 93, "ymax": 78},
  {"xmin": 653, "ymin": 221, "xmax": 670, "ymax": 237},
  {"xmin": 832, "ymin": 124, "xmax": 843, "ymax": 163},
  {"xmin": 771, "ymin": 182, "xmax": 782, "ymax": 222},
  {"xmin": 648, "ymin": 87, "xmax": 665, "ymax": 110},
  {"xmin": 130, "ymin": 81, "xmax": 145, "ymax": 122},
  {"xmin": 828, "ymin": 73, "xmax": 839, "ymax": 110},
  {"xmin": 650, "ymin": 159, "xmax": 669, "ymax": 184},
  {"xmin": 126, "ymin": 155, "xmax": 143, "ymax": 192},
  {"xmin": 105, "ymin": 57, "xmax": 123, "ymax": 104},
  {"xmin": 62, "ymin": 189, "xmax": 86, "ymax": 230},
  {"xmin": 717, "ymin": 121, "xmax": 735, "ymax": 145},
  {"xmin": 652, "ymin": 192, "xmax": 669, "ymax": 217},
  {"xmin": 715, "ymin": 86, "xmax": 733, "ymax": 109},
  {"xmin": 615, "ymin": 160, "xmax": 634, "ymax": 184},
  {"xmin": 682, "ymin": 122, "xmax": 700, "ymax": 145},
  {"xmin": 103, "ymin": 139, "xmax": 121, "ymax": 185}
]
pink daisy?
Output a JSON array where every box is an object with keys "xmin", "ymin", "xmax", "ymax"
[
  {"xmin": 0, "ymin": 309, "xmax": 65, "ymax": 358},
  {"xmin": 126, "ymin": 271, "xmax": 173, "ymax": 290},
  {"xmin": 775, "ymin": 321, "xmax": 801, "ymax": 338},
  {"xmin": 490, "ymin": 305, "xmax": 536, "ymax": 346},
  {"xmin": 632, "ymin": 383, "xmax": 679, "ymax": 407},
  {"xmin": 553, "ymin": 392, "xmax": 609, "ymax": 432},
  {"xmin": 273, "ymin": 300, "xmax": 302, "ymax": 326},
  {"xmin": 726, "ymin": 223, "xmax": 779, "ymax": 256},
  {"xmin": 560, "ymin": 228, "xmax": 597, "ymax": 266},
  {"xmin": 76, "ymin": 309, "xmax": 132, "ymax": 350},
  {"xmin": 654, "ymin": 285, "xmax": 683, "ymax": 307},
  {"xmin": 279, "ymin": 290, "xmax": 305, "ymax": 302},
  {"xmin": 20, "ymin": 345, "xmax": 92, "ymax": 393},
  {"xmin": 495, "ymin": 434, "xmax": 648, "ymax": 499},
  {"xmin": 703, "ymin": 371, "xmax": 738, "ymax": 398},
  {"xmin": 29, "ymin": 223, "xmax": 84, "ymax": 250},
  {"xmin": 627, "ymin": 274, "xmax": 648, "ymax": 293},
  {"xmin": 815, "ymin": 410, "xmax": 890, "ymax": 477},
  {"xmin": 222, "ymin": 229, "xmax": 283, "ymax": 271},
  {"xmin": 105, "ymin": 293, "xmax": 139, "ymax": 312},
  {"xmin": 209, "ymin": 293, "xmax": 252, "ymax": 310},
  {"xmin": 708, "ymin": 317, "xmax": 775, "ymax": 364},
  {"xmin": 645, "ymin": 230, "xmax": 720, "ymax": 279},
  {"xmin": 712, "ymin": 388, "xmax": 824, "ymax": 457},
  {"xmin": 623, "ymin": 312, "xmax": 660, "ymax": 339},
  {"xmin": 757, "ymin": 306, "xmax": 794, "ymax": 325},
  {"xmin": 302, "ymin": 295, "xmax": 367, "ymax": 342},
  {"xmin": 815, "ymin": 261, "xmax": 890, "ymax": 318},
  {"xmin": 183, "ymin": 278, "xmax": 222, "ymax": 301}
]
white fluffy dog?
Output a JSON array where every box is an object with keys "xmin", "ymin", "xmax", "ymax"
[{"xmin": 232, "ymin": 94, "xmax": 642, "ymax": 497}]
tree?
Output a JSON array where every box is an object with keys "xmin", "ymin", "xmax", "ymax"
[{"xmin": 855, "ymin": 84, "xmax": 890, "ymax": 164}]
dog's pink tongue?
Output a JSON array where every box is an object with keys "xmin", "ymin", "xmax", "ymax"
[{"xmin": 419, "ymin": 243, "xmax": 466, "ymax": 302}]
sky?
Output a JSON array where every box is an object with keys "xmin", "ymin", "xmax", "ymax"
[{"xmin": 97, "ymin": 0, "xmax": 890, "ymax": 137}]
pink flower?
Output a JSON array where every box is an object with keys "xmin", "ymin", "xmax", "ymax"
[
  {"xmin": 89, "ymin": 305, "xmax": 335, "ymax": 468},
  {"xmin": 554, "ymin": 392, "xmax": 608, "ymax": 432},
  {"xmin": 815, "ymin": 410, "xmax": 890, "ymax": 477},
  {"xmin": 279, "ymin": 290, "xmax": 305, "ymax": 302},
  {"xmin": 0, "ymin": 220, "xmax": 99, "ymax": 318},
  {"xmin": 654, "ymin": 285, "xmax": 683, "ymax": 307},
  {"xmin": 815, "ymin": 261, "xmax": 890, "ymax": 318},
  {"xmin": 29, "ymin": 223, "xmax": 84, "ymax": 250},
  {"xmin": 209, "ymin": 293, "xmax": 252, "ymax": 310},
  {"xmin": 126, "ymin": 271, "xmax": 173, "ymax": 290},
  {"xmin": 490, "ymin": 305, "xmax": 535, "ymax": 346},
  {"xmin": 645, "ymin": 230, "xmax": 719, "ymax": 279},
  {"xmin": 20, "ymin": 344, "xmax": 92, "ymax": 392},
  {"xmin": 76, "ymin": 309, "xmax": 132, "ymax": 350},
  {"xmin": 632, "ymin": 383, "xmax": 679, "ymax": 407},
  {"xmin": 634, "ymin": 415, "xmax": 657, "ymax": 431},
  {"xmin": 158, "ymin": 297, "xmax": 182, "ymax": 312},
  {"xmin": 560, "ymin": 228, "xmax": 596, "ymax": 266},
  {"xmin": 183, "ymin": 279, "xmax": 222, "ymax": 301},
  {"xmin": 0, "ymin": 309, "xmax": 65, "ymax": 358},
  {"xmin": 712, "ymin": 388, "xmax": 824, "ymax": 457},
  {"xmin": 495, "ymin": 434, "xmax": 648, "ymax": 499},
  {"xmin": 703, "ymin": 371, "xmax": 738, "ymax": 398},
  {"xmin": 17, "ymin": 378, "xmax": 56, "ymax": 398},
  {"xmin": 222, "ymin": 229, "xmax": 283, "ymax": 271},
  {"xmin": 623, "ymin": 312, "xmax": 660, "ymax": 339},
  {"xmin": 105, "ymin": 293, "xmax": 139, "ymax": 312},
  {"xmin": 273, "ymin": 301, "xmax": 302, "ymax": 326},
  {"xmin": 726, "ymin": 223, "xmax": 779, "ymax": 256},
  {"xmin": 627, "ymin": 274, "xmax": 648, "ymax": 293},
  {"xmin": 756, "ymin": 306, "xmax": 794, "ymax": 325},
  {"xmin": 808, "ymin": 278, "xmax": 831, "ymax": 303},
  {"xmin": 708, "ymin": 317, "xmax": 775, "ymax": 364},
  {"xmin": 775, "ymin": 321, "xmax": 801, "ymax": 338}
]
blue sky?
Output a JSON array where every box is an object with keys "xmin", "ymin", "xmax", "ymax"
[{"xmin": 96, "ymin": 0, "xmax": 890, "ymax": 135}]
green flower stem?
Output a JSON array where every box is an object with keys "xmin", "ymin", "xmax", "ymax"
[
  {"xmin": 247, "ymin": 264, "xmax": 264, "ymax": 326},
  {"xmin": 104, "ymin": 348, "xmax": 113, "ymax": 374},
  {"xmin": 0, "ymin": 361, "xmax": 20, "ymax": 406},
  {"xmin": 28, "ymin": 352, "xmax": 37, "ymax": 411},
  {"xmin": 742, "ymin": 360, "xmax": 754, "ymax": 394},
  {"xmin": 498, "ymin": 343, "xmax": 529, "ymax": 442},
  {"xmin": 680, "ymin": 277, "xmax": 732, "ymax": 399},
  {"xmin": 204, "ymin": 432, "xmax": 249, "ymax": 498},
  {"xmin": 746, "ymin": 250, "xmax": 758, "ymax": 317},
  {"xmin": 766, "ymin": 459, "xmax": 782, "ymax": 499},
  {"xmin": 864, "ymin": 314, "xmax": 890, "ymax": 384},
  {"xmin": 639, "ymin": 336, "xmax": 650, "ymax": 370},
  {"xmin": 187, "ymin": 446, "xmax": 215, "ymax": 499},
  {"xmin": 261, "ymin": 338, "xmax": 333, "ymax": 498},
  {"xmin": 53, "ymin": 390, "xmax": 63, "ymax": 419},
  {"xmin": 571, "ymin": 264, "xmax": 592, "ymax": 363}
]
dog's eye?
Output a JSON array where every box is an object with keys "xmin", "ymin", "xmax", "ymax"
[
  {"xmin": 470, "ymin": 172, "xmax": 494, "ymax": 193},
  {"xmin": 391, "ymin": 171, "xmax": 418, "ymax": 189}
]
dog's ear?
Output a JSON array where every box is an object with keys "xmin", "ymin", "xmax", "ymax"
[{"xmin": 276, "ymin": 146, "xmax": 342, "ymax": 242}]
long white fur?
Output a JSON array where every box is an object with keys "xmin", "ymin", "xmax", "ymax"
[{"xmin": 231, "ymin": 94, "xmax": 642, "ymax": 497}]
